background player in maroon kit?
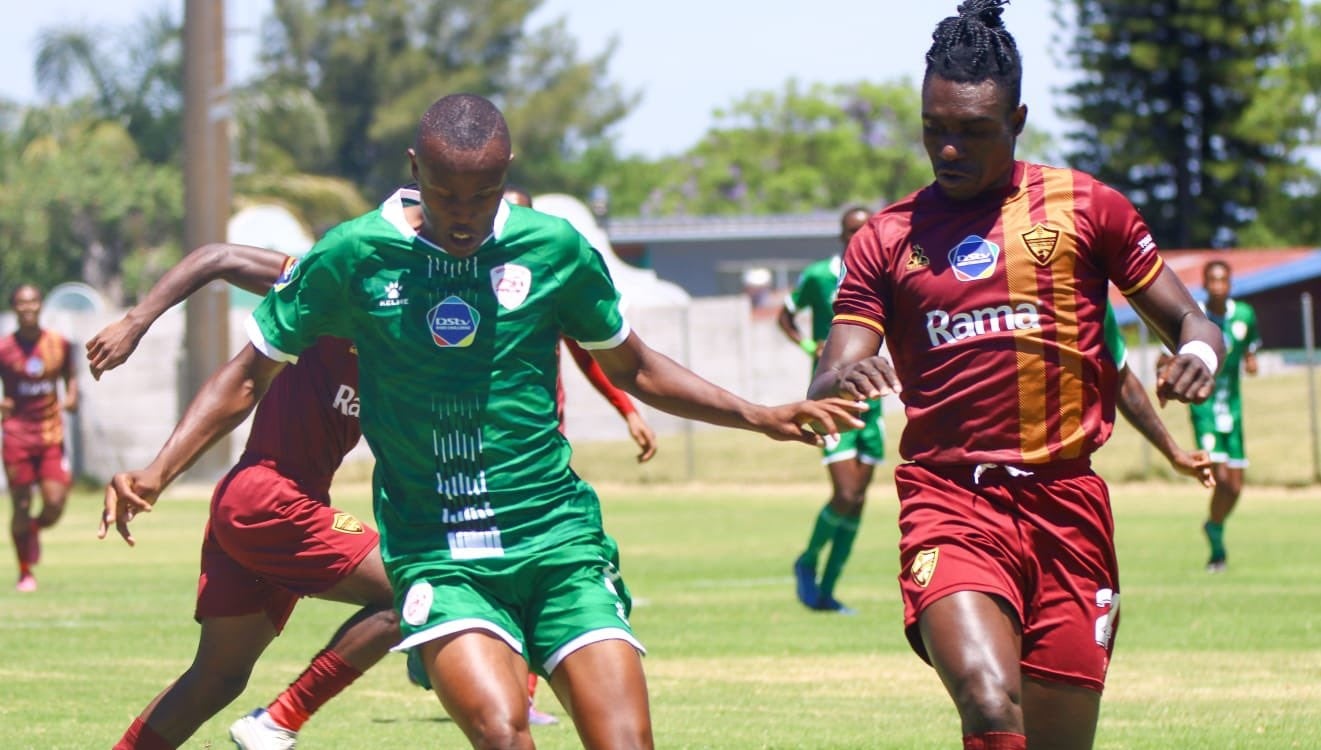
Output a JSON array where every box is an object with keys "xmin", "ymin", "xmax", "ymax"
[
  {"xmin": 89, "ymin": 244, "xmax": 399, "ymax": 750},
  {"xmin": 1, "ymin": 283, "xmax": 77, "ymax": 592},
  {"xmin": 808, "ymin": 2, "xmax": 1224, "ymax": 748}
]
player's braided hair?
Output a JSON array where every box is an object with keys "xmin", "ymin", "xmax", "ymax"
[
  {"xmin": 925, "ymin": 0, "xmax": 1022, "ymax": 107},
  {"xmin": 416, "ymin": 93, "xmax": 510, "ymax": 152}
]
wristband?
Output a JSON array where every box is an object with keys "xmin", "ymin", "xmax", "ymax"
[
  {"xmin": 799, "ymin": 339, "xmax": 817, "ymax": 356},
  {"xmin": 1178, "ymin": 340, "xmax": 1219, "ymax": 374}
]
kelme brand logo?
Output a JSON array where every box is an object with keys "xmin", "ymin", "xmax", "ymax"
[{"xmin": 427, "ymin": 296, "xmax": 480, "ymax": 348}]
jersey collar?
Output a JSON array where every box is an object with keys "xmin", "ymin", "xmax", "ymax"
[{"xmin": 379, "ymin": 187, "xmax": 511, "ymax": 254}]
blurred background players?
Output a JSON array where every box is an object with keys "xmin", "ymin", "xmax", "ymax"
[
  {"xmin": 778, "ymin": 206, "xmax": 881, "ymax": 614},
  {"xmin": 1, "ymin": 284, "xmax": 77, "ymax": 592},
  {"xmin": 92, "ymin": 244, "xmax": 399, "ymax": 750},
  {"xmin": 1161, "ymin": 260, "xmax": 1260, "ymax": 571}
]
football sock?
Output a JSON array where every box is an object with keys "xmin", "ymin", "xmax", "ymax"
[
  {"xmin": 528, "ymin": 672, "xmax": 539, "ymax": 699},
  {"xmin": 11, "ymin": 523, "xmax": 32, "ymax": 574},
  {"xmin": 1204, "ymin": 520, "xmax": 1226, "ymax": 560},
  {"xmin": 801, "ymin": 506, "xmax": 843, "ymax": 564},
  {"xmin": 962, "ymin": 731, "xmax": 1027, "ymax": 749},
  {"xmin": 266, "ymin": 649, "xmax": 362, "ymax": 732},
  {"xmin": 818, "ymin": 515, "xmax": 860, "ymax": 599},
  {"xmin": 114, "ymin": 717, "xmax": 175, "ymax": 750},
  {"xmin": 26, "ymin": 518, "xmax": 40, "ymax": 565}
]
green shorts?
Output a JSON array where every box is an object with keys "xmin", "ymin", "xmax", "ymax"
[
  {"xmin": 1192, "ymin": 414, "xmax": 1247, "ymax": 468},
  {"xmin": 823, "ymin": 398, "xmax": 885, "ymax": 465},
  {"xmin": 391, "ymin": 539, "xmax": 641, "ymax": 676}
]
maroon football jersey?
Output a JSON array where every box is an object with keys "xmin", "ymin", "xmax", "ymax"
[
  {"xmin": 243, "ymin": 336, "xmax": 361, "ymax": 496},
  {"xmin": 834, "ymin": 161, "xmax": 1164, "ymax": 465},
  {"xmin": 0, "ymin": 329, "xmax": 71, "ymax": 450}
]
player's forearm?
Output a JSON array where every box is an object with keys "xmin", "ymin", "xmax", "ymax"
[
  {"xmin": 1116, "ymin": 370, "xmax": 1177, "ymax": 461},
  {"xmin": 612, "ymin": 347, "xmax": 763, "ymax": 432},
  {"xmin": 127, "ymin": 243, "xmax": 286, "ymax": 330},
  {"xmin": 146, "ymin": 358, "xmax": 266, "ymax": 488}
]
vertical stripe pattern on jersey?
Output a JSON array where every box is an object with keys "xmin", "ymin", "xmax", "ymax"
[{"xmin": 1000, "ymin": 169, "xmax": 1050, "ymax": 463}]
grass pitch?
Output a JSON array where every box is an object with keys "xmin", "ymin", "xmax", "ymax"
[{"xmin": 2, "ymin": 370, "xmax": 1318, "ymax": 748}]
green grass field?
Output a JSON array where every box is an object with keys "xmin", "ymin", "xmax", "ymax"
[{"xmin": 2, "ymin": 370, "xmax": 1318, "ymax": 748}]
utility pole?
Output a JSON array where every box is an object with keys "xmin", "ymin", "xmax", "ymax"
[{"xmin": 181, "ymin": 0, "xmax": 232, "ymax": 480}]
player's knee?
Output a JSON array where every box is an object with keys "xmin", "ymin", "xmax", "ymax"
[
  {"xmin": 830, "ymin": 492, "xmax": 865, "ymax": 517},
  {"xmin": 950, "ymin": 671, "xmax": 1022, "ymax": 732},
  {"xmin": 182, "ymin": 662, "xmax": 252, "ymax": 705},
  {"xmin": 466, "ymin": 718, "xmax": 532, "ymax": 750}
]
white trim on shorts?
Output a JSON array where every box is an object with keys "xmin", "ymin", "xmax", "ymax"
[
  {"xmin": 1226, "ymin": 458, "xmax": 1249, "ymax": 469},
  {"xmin": 391, "ymin": 618, "xmax": 523, "ymax": 655},
  {"xmin": 542, "ymin": 627, "xmax": 646, "ymax": 676},
  {"xmin": 822, "ymin": 450, "xmax": 884, "ymax": 467}
]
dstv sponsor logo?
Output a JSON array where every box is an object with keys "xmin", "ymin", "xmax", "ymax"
[{"xmin": 925, "ymin": 302, "xmax": 1041, "ymax": 346}]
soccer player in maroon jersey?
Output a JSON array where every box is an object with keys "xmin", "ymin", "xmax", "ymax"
[
  {"xmin": 1, "ymin": 284, "xmax": 77, "ymax": 593},
  {"xmin": 808, "ymin": 2, "xmax": 1224, "ymax": 748},
  {"xmin": 89, "ymin": 245, "xmax": 399, "ymax": 750}
]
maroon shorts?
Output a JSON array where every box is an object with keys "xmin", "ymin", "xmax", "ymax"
[
  {"xmin": 195, "ymin": 460, "xmax": 378, "ymax": 632},
  {"xmin": 894, "ymin": 460, "xmax": 1120, "ymax": 692},
  {"xmin": 3, "ymin": 442, "xmax": 70, "ymax": 487}
]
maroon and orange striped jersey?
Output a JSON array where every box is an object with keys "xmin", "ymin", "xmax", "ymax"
[
  {"xmin": 834, "ymin": 161, "xmax": 1164, "ymax": 465},
  {"xmin": 0, "ymin": 329, "xmax": 72, "ymax": 450}
]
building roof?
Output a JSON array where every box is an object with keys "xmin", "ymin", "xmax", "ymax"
[
  {"xmin": 607, "ymin": 212, "xmax": 841, "ymax": 244},
  {"xmin": 1110, "ymin": 248, "xmax": 1321, "ymax": 325}
]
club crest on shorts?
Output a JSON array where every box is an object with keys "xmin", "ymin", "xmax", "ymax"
[
  {"xmin": 402, "ymin": 581, "xmax": 434, "ymax": 627},
  {"xmin": 911, "ymin": 548, "xmax": 939, "ymax": 588},
  {"xmin": 332, "ymin": 512, "xmax": 364, "ymax": 534},
  {"xmin": 490, "ymin": 263, "xmax": 531, "ymax": 310},
  {"xmin": 1021, "ymin": 223, "xmax": 1061, "ymax": 266}
]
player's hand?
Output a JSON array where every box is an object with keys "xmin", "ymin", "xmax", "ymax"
[
  {"xmin": 755, "ymin": 398, "xmax": 867, "ymax": 445},
  {"xmin": 1170, "ymin": 448, "xmax": 1215, "ymax": 488},
  {"xmin": 1155, "ymin": 353, "xmax": 1215, "ymax": 406},
  {"xmin": 85, "ymin": 316, "xmax": 148, "ymax": 381},
  {"xmin": 624, "ymin": 411, "xmax": 658, "ymax": 463},
  {"xmin": 835, "ymin": 356, "xmax": 902, "ymax": 401},
  {"xmin": 98, "ymin": 469, "xmax": 162, "ymax": 546},
  {"xmin": 63, "ymin": 395, "xmax": 78, "ymax": 414},
  {"xmin": 0, "ymin": 398, "xmax": 12, "ymax": 419}
]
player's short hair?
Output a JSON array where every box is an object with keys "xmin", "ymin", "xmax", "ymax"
[
  {"xmin": 840, "ymin": 205, "xmax": 871, "ymax": 222},
  {"xmin": 8, "ymin": 284, "xmax": 40, "ymax": 307},
  {"xmin": 924, "ymin": 0, "xmax": 1022, "ymax": 108},
  {"xmin": 415, "ymin": 94, "xmax": 510, "ymax": 153},
  {"xmin": 1204, "ymin": 259, "xmax": 1231, "ymax": 278}
]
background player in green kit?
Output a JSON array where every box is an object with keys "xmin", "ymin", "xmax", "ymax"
[
  {"xmin": 778, "ymin": 206, "xmax": 882, "ymax": 614},
  {"xmin": 104, "ymin": 94, "xmax": 863, "ymax": 750},
  {"xmin": 1162, "ymin": 260, "xmax": 1260, "ymax": 571}
]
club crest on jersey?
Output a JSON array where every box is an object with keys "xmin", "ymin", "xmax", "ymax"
[
  {"xmin": 24, "ymin": 355, "xmax": 44, "ymax": 377},
  {"xmin": 427, "ymin": 295, "xmax": 480, "ymax": 348},
  {"xmin": 1021, "ymin": 223, "xmax": 1061, "ymax": 266},
  {"xmin": 490, "ymin": 263, "xmax": 531, "ymax": 310},
  {"xmin": 911, "ymin": 548, "xmax": 939, "ymax": 588},
  {"xmin": 332, "ymin": 512, "xmax": 365, "ymax": 534},
  {"xmin": 948, "ymin": 235, "xmax": 1001, "ymax": 282},
  {"xmin": 272, "ymin": 256, "xmax": 299, "ymax": 291}
]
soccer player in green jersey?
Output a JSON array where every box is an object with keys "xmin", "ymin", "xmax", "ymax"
[
  {"xmin": 778, "ymin": 206, "xmax": 883, "ymax": 614},
  {"xmin": 104, "ymin": 93, "xmax": 862, "ymax": 750},
  {"xmin": 1163, "ymin": 260, "xmax": 1260, "ymax": 571}
]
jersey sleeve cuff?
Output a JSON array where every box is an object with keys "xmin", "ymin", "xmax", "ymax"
[
  {"xmin": 831, "ymin": 313, "xmax": 885, "ymax": 337},
  {"xmin": 245, "ymin": 315, "xmax": 300, "ymax": 364},
  {"xmin": 573, "ymin": 320, "xmax": 632, "ymax": 351},
  {"xmin": 1120, "ymin": 256, "xmax": 1165, "ymax": 297}
]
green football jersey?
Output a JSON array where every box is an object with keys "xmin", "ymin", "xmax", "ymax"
[
  {"xmin": 248, "ymin": 188, "xmax": 628, "ymax": 565},
  {"xmin": 1103, "ymin": 302, "xmax": 1127, "ymax": 370},
  {"xmin": 785, "ymin": 255, "xmax": 843, "ymax": 344},
  {"xmin": 1190, "ymin": 299, "xmax": 1260, "ymax": 429}
]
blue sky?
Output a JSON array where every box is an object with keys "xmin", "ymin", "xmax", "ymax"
[{"xmin": 0, "ymin": 0, "xmax": 1075, "ymax": 158}]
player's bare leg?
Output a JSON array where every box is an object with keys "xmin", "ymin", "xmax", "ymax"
[
  {"xmin": 423, "ymin": 630, "xmax": 535, "ymax": 750},
  {"xmin": 548, "ymin": 638, "xmax": 652, "ymax": 750},
  {"xmin": 124, "ymin": 613, "xmax": 278, "ymax": 746},
  {"xmin": 8, "ymin": 479, "xmax": 37, "ymax": 589},
  {"xmin": 918, "ymin": 591, "xmax": 1027, "ymax": 747},
  {"xmin": 34, "ymin": 475, "xmax": 69, "ymax": 530},
  {"xmin": 1022, "ymin": 677, "xmax": 1101, "ymax": 750}
]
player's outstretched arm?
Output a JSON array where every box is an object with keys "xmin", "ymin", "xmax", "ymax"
[
  {"xmin": 565, "ymin": 338, "xmax": 658, "ymax": 461},
  {"xmin": 807, "ymin": 324, "xmax": 900, "ymax": 402},
  {"xmin": 1128, "ymin": 266, "xmax": 1224, "ymax": 406},
  {"xmin": 1115, "ymin": 365, "xmax": 1213, "ymax": 488},
  {"xmin": 590, "ymin": 331, "xmax": 864, "ymax": 445},
  {"xmin": 86, "ymin": 243, "xmax": 290, "ymax": 379},
  {"xmin": 97, "ymin": 344, "xmax": 286, "ymax": 545}
]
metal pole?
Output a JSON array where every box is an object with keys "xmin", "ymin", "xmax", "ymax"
[
  {"xmin": 1137, "ymin": 319, "xmax": 1152, "ymax": 477},
  {"xmin": 1302, "ymin": 292, "xmax": 1319, "ymax": 484},
  {"xmin": 181, "ymin": 0, "xmax": 232, "ymax": 480}
]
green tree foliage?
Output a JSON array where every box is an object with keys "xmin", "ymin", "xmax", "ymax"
[
  {"xmin": 0, "ymin": 113, "xmax": 182, "ymax": 303},
  {"xmin": 252, "ymin": 0, "xmax": 636, "ymax": 200},
  {"xmin": 607, "ymin": 80, "xmax": 929, "ymax": 216},
  {"xmin": 1057, "ymin": 0, "xmax": 1299, "ymax": 248}
]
